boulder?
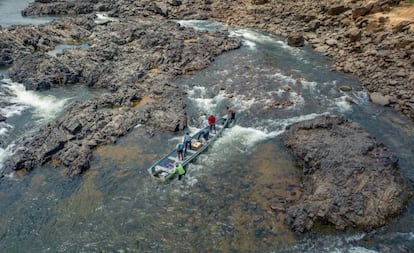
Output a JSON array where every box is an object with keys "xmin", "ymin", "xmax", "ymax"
[
  {"xmin": 287, "ymin": 33, "xmax": 304, "ymax": 47},
  {"xmin": 346, "ymin": 27, "xmax": 362, "ymax": 42},
  {"xmin": 282, "ymin": 116, "xmax": 412, "ymax": 232},
  {"xmin": 370, "ymin": 92, "xmax": 390, "ymax": 106},
  {"xmin": 352, "ymin": 6, "xmax": 372, "ymax": 20},
  {"xmin": 338, "ymin": 85, "xmax": 353, "ymax": 92}
]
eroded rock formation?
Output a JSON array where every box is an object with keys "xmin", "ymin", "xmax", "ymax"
[{"xmin": 282, "ymin": 116, "xmax": 412, "ymax": 232}]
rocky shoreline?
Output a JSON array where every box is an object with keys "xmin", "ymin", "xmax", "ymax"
[
  {"xmin": 0, "ymin": 0, "xmax": 412, "ymax": 233},
  {"xmin": 0, "ymin": 2, "xmax": 241, "ymax": 176}
]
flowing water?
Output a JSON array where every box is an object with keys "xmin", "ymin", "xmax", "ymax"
[
  {"xmin": 0, "ymin": 16, "xmax": 413, "ymax": 253},
  {"xmin": 0, "ymin": 0, "xmax": 54, "ymax": 27}
]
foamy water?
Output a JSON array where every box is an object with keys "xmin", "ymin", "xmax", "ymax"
[
  {"xmin": 0, "ymin": 79, "xmax": 72, "ymax": 172},
  {"xmin": 1, "ymin": 79, "xmax": 68, "ymax": 120}
]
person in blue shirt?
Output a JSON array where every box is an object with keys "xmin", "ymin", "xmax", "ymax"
[
  {"xmin": 183, "ymin": 132, "xmax": 192, "ymax": 156},
  {"xmin": 197, "ymin": 128, "xmax": 209, "ymax": 141}
]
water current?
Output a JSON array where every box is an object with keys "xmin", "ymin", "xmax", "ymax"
[
  {"xmin": 0, "ymin": 0, "xmax": 54, "ymax": 27},
  {"xmin": 0, "ymin": 10, "xmax": 413, "ymax": 253}
]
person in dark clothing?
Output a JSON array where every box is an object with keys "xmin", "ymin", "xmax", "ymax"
[
  {"xmin": 197, "ymin": 128, "xmax": 209, "ymax": 141},
  {"xmin": 226, "ymin": 106, "xmax": 236, "ymax": 126},
  {"xmin": 176, "ymin": 143, "xmax": 184, "ymax": 160}
]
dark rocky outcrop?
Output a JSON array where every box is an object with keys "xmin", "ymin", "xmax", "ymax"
[
  {"xmin": 282, "ymin": 116, "xmax": 412, "ymax": 232},
  {"xmin": 1, "ymin": 6, "xmax": 241, "ymax": 176}
]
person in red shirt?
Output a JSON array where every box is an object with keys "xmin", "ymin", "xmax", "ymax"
[{"xmin": 208, "ymin": 115, "xmax": 216, "ymax": 134}]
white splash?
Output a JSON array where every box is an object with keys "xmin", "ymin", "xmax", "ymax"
[
  {"xmin": 0, "ymin": 144, "xmax": 15, "ymax": 174},
  {"xmin": 187, "ymin": 86, "xmax": 228, "ymax": 115},
  {"xmin": 0, "ymin": 122, "xmax": 12, "ymax": 136},
  {"xmin": 268, "ymin": 73, "xmax": 297, "ymax": 85},
  {"xmin": 1, "ymin": 79, "xmax": 68, "ymax": 121},
  {"xmin": 94, "ymin": 13, "xmax": 119, "ymax": 25},
  {"xmin": 352, "ymin": 91, "xmax": 370, "ymax": 106},
  {"xmin": 348, "ymin": 247, "xmax": 379, "ymax": 253},
  {"xmin": 301, "ymin": 80, "xmax": 318, "ymax": 90},
  {"xmin": 333, "ymin": 95, "xmax": 353, "ymax": 113},
  {"xmin": 230, "ymin": 28, "xmax": 281, "ymax": 45}
]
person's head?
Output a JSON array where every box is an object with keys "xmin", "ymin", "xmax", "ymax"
[
  {"xmin": 186, "ymin": 132, "xmax": 189, "ymax": 135},
  {"xmin": 226, "ymin": 106, "xmax": 229, "ymax": 109}
]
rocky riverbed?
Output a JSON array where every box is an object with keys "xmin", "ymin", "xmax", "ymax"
[
  {"xmin": 0, "ymin": 1, "xmax": 241, "ymax": 176},
  {"xmin": 0, "ymin": 0, "xmax": 412, "ymax": 233}
]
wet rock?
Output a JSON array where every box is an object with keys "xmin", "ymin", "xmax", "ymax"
[
  {"xmin": 287, "ymin": 33, "xmax": 304, "ymax": 47},
  {"xmin": 282, "ymin": 115, "xmax": 412, "ymax": 232},
  {"xmin": 352, "ymin": 6, "xmax": 371, "ymax": 20},
  {"xmin": 338, "ymin": 85, "xmax": 352, "ymax": 92},
  {"xmin": 0, "ymin": 114, "xmax": 6, "ymax": 122}
]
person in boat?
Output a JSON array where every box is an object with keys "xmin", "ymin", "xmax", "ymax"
[
  {"xmin": 171, "ymin": 162, "xmax": 186, "ymax": 180},
  {"xmin": 176, "ymin": 142, "xmax": 184, "ymax": 161},
  {"xmin": 183, "ymin": 132, "xmax": 192, "ymax": 156},
  {"xmin": 197, "ymin": 128, "xmax": 209, "ymax": 142},
  {"xmin": 226, "ymin": 106, "xmax": 236, "ymax": 126},
  {"xmin": 208, "ymin": 114, "xmax": 216, "ymax": 134}
]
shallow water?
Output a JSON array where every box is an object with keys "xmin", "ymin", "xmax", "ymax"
[
  {"xmin": 0, "ymin": 20, "xmax": 413, "ymax": 252},
  {"xmin": 0, "ymin": 0, "xmax": 54, "ymax": 27}
]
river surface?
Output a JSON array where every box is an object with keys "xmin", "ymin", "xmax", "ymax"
[
  {"xmin": 0, "ymin": 10, "xmax": 413, "ymax": 253},
  {"xmin": 0, "ymin": 0, "xmax": 54, "ymax": 27}
]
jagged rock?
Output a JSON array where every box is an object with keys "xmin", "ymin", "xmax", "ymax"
[
  {"xmin": 282, "ymin": 116, "xmax": 412, "ymax": 232},
  {"xmin": 2, "ymin": 13, "xmax": 241, "ymax": 177},
  {"xmin": 393, "ymin": 21, "xmax": 412, "ymax": 33},
  {"xmin": 352, "ymin": 6, "xmax": 372, "ymax": 20}
]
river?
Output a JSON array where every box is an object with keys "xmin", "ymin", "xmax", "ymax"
[{"xmin": 0, "ymin": 7, "xmax": 413, "ymax": 253}]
